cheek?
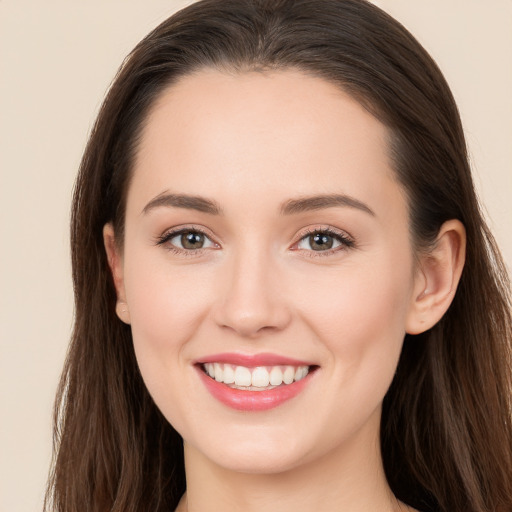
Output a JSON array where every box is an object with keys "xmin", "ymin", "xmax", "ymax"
[
  {"xmin": 121, "ymin": 255, "xmax": 219, "ymax": 438},
  {"xmin": 122, "ymin": 247, "xmax": 215, "ymax": 384},
  {"xmin": 295, "ymin": 253, "xmax": 414, "ymax": 392},
  {"xmin": 300, "ymin": 256, "xmax": 411, "ymax": 334},
  {"xmin": 125, "ymin": 243, "xmax": 212, "ymax": 324}
]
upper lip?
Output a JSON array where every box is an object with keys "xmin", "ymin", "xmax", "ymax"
[{"xmin": 195, "ymin": 352, "xmax": 315, "ymax": 367}]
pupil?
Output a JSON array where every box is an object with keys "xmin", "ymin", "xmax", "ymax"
[
  {"xmin": 182, "ymin": 232, "xmax": 204, "ymax": 249},
  {"xmin": 310, "ymin": 233, "xmax": 333, "ymax": 251}
]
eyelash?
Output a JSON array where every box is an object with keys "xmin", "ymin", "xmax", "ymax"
[
  {"xmin": 292, "ymin": 226, "xmax": 355, "ymax": 257},
  {"xmin": 155, "ymin": 225, "xmax": 218, "ymax": 256},
  {"xmin": 155, "ymin": 225, "xmax": 355, "ymax": 257}
]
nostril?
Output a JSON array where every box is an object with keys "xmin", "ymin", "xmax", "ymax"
[{"xmin": 213, "ymin": 302, "xmax": 292, "ymax": 338}]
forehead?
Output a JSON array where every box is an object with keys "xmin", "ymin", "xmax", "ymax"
[{"xmin": 129, "ymin": 69, "xmax": 404, "ymax": 220}]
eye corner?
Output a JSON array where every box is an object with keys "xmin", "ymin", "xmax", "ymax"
[
  {"xmin": 290, "ymin": 225, "xmax": 356, "ymax": 257},
  {"xmin": 154, "ymin": 225, "xmax": 221, "ymax": 254}
]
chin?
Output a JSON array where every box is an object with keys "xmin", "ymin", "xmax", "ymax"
[{"xmin": 185, "ymin": 426, "xmax": 311, "ymax": 475}]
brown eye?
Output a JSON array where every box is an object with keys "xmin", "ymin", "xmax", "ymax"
[
  {"xmin": 309, "ymin": 233, "xmax": 334, "ymax": 251},
  {"xmin": 296, "ymin": 229, "xmax": 353, "ymax": 253},
  {"xmin": 162, "ymin": 229, "xmax": 217, "ymax": 251},
  {"xmin": 181, "ymin": 231, "xmax": 205, "ymax": 249}
]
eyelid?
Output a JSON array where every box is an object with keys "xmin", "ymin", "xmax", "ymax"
[
  {"xmin": 154, "ymin": 223, "xmax": 354, "ymax": 257},
  {"xmin": 155, "ymin": 224, "xmax": 220, "ymax": 253},
  {"xmin": 290, "ymin": 225, "xmax": 355, "ymax": 256}
]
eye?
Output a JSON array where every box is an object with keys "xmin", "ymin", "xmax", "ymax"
[
  {"xmin": 295, "ymin": 228, "xmax": 354, "ymax": 253},
  {"xmin": 171, "ymin": 231, "xmax": 213, "ymax": 250},
  {"xmin": 157, "ymin": 228, "xmax": 218, "ymax": 252}
]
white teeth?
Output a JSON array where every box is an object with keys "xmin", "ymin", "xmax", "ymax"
[
  {"xmin": 294, "ymin": 366, "xmax": 308, "ymax": 381},
  {"xmin": 269, "ymin": 366, "xmax": 283, "ymax": 386},
  {"xmin": 223, "ymin": 364, "xmax": 235, "ymax": 384},
  {"xmin": 214, "ymin": 362, "xmax": 223, "ymax": 382},
  {"xmin": 203, "ymin": 363, "xmax": 311, "ymax": 388},
  {"xmin": 283, "ymin": 366, "xmax": 295, "ymax": 385},
  {"xmin": 251, "ymin": 367, "xmax": 270, "ymax": 387},
  {"xmin": 234, "ymin": 366, "xmax": 252, "ymax": 386}
]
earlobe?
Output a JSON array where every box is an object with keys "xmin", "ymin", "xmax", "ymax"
[
  {"xmin": 115, "ymin": 300, "xmax": 131, "ymax": 324},
  {"xmin": 103, "ymin": 223, "xmax": 131, "ymax": 324},
  {"xmin": 406, "ymin": 220, "xmax": 466, "ymax": 335}
]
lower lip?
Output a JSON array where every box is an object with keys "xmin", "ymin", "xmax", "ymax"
[{"xmin": 196, "ymin": 367, "xmax": 314, "ymax": 411}]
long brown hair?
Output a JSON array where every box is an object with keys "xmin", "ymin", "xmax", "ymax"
[{"xmin": 45, "ymin": 1, "xmax": 512, "ymax": 511}]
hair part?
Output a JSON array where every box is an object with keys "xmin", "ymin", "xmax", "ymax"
[{"xmin": 46, "ymin": 1, "xmax": 512, "ymax": 511}]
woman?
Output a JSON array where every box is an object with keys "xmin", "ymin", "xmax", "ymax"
[{"xmin": 45, "ymin": 1, "xmax": 512, "ymax": 511}]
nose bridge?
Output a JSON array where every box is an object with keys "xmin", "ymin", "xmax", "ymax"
[{"xmin": 214, "ymin": 239, "xmax": 290, "ymax": 337}]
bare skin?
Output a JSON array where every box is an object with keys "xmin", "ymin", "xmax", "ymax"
[{"xmin": 105, "ymin": 69, "xmax": 464, "ymax": 512}]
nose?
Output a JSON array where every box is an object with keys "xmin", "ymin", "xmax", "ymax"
[{"xmin": 212, "ymin": 248, "xmax": 292, "ymax": 338}]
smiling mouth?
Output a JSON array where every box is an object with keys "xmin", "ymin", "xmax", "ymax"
[{"xmin": 200, "ymin": 363, "xmax": 316, "ymax": 391}]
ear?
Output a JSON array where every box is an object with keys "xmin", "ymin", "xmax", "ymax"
[
  {"xmin": 103, "ymin": 223, "xmax": 131, "ymax": 324},
  {"xmin": 406, "ymin": 219, "xmax": 466, "ymax": 335}
]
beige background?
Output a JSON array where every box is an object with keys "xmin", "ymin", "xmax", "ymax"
[{"xmin": 0, "ymin": 1, "xmax": 510, "ymax": 510}]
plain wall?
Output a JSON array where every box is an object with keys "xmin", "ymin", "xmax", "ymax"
[{"xmin": 0, "ymin": 1, "xmax": 510, "ymax": 510}]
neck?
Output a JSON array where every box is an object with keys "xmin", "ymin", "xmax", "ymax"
[{"xmin": 178, "ymin": 412, "xmax": 410, "ymax": 512}]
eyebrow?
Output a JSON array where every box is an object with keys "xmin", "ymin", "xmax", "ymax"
[
  {"xmin": 142, "ymin": 192, "xmax": 223, "ymax": 215},
  {"xmin": 280, "ymin": 194, "xmax": 375, "ymax": 216},
  {"xmin": 141, "ymin": 192, "xmax": 375, "ymax": 217}
]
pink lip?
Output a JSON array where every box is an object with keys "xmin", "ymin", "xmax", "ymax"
[
  {"xmin": 194, "ymin": 353, "xmax": 317, "ymax": 412},
  {"xmin": 196, "ymin": 352, "xmax": 313, "ymax": 367},
  {"xmin": 196, "ymin": 369, "xmax": 314, "ymax": 411}
]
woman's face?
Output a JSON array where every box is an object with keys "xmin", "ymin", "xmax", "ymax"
[{"xmin": 109, "ymin": 69, "xmax": 424, "ymax": 474}]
